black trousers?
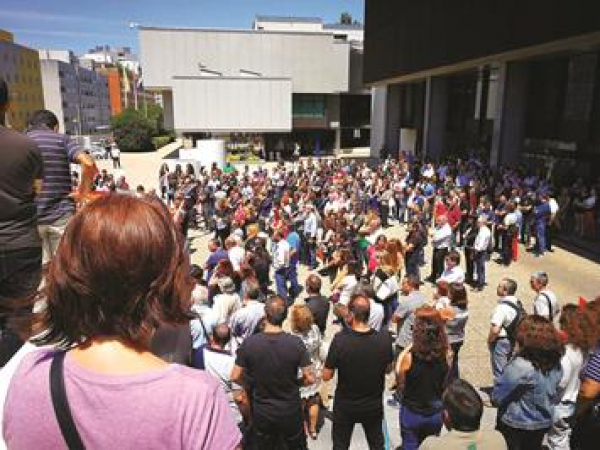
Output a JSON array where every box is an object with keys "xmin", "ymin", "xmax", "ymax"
[
  {"xmin": 253, "ymin": 409, "xmax": 307, "ymax": 450},
  {"xmin": 497, "ymin": 422, "xmax": 547, "ymax": 450},
  {"xmin": 0, "ymin": 246, "xmax": 42, "ymax": 367},
  {"xmin": 332, "ymin": 407, "xmax": 384, "ymax": 450},
  {"xmin": 430, "ymin": 248, "xmax": 448, "ymax": 281},
  {"xmin": 464, "ymin": 248, "xmax": 474, "ymax": 283}
]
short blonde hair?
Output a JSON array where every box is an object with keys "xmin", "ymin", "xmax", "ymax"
[{"xmin": 290, "ymin": 304, "xmax": 314, "ymax": 334}]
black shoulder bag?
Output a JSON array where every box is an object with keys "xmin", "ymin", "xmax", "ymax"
[{"xmin": 50, "ymin": 351, "xmax": 85, "ymax": 450}]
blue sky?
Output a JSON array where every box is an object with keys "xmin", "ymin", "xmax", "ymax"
[{"xmin": 0, "ymin": 0, "xmax": 364, "ymax": 55}]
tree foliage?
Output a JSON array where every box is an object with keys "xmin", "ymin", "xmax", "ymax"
[
  {"xmin": 146, "ymin": 103, "xmax": 164, "ymax": 134},
  {"xmin": 111, "ymin": 108, "xmax": 155, "ymax": 151}
]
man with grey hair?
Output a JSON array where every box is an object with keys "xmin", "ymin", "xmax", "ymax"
[
  {"xmin": 488, "ymin": 278, "xmax": 524, "ymax": 382},
  {"xmin": 530, "ymin": 271, "xmax": 560, "ymax": 324}
]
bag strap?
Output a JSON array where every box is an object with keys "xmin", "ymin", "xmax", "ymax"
[
  {"xmin": 539, "ymin": 292, "xmax": 553, "ymax": 320},
  {"xmin": 50, "ymin": 351, "xmax": 85, "ymax": 450}
]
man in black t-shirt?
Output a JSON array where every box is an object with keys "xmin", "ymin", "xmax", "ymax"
[
  {"xmin": 323, "ymin": 294, "xmax": 394, "ymax": 450},
  {"xmin": 304, "ymin": 274, "xmax": 330, "ymax": 335},
  {"xmin": 232, "ymin": 296, "xmax": 313, "ymax": 450},
  {"xmin": 0, "ymin": 79, "xmax": 44, "ymax": 366}
]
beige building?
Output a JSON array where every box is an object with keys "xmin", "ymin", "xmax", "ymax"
[{"xmin": 0, "ymin": 30, "xmax": 44, "ymax": 130}]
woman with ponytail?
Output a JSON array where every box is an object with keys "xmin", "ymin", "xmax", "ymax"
[{"xmin": 395, "ymin": 307, "xmax": 450, "ymax": 450}]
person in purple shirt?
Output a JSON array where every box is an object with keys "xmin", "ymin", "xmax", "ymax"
[
  {"xmin": 3, "ymin": 195, "xmax": 241, "ymax": 449},
  {"xmin": 26, "ymin": 110, "xmax": 96, "ymax": 265}
]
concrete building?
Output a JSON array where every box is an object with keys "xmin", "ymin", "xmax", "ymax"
[
  {"xmin": 365, "ymin": 0, "xmax": 600, "ymax": 179},
  {"xmin": 81, "ymin": 45, "xmax": 140, "ymax": 74},
  {"xmin": 39, "ymin": 50, "xmax": 111, "ymax": 135},
  {"xmin": 140, "ymin": 16, "xmax": 370, "ymax": 157},
  {"xmin": 0, "ymin": 29, "xmax": 45, "ymax": 130}
]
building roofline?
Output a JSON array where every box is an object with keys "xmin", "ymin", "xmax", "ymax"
[
  {"xmin": 172, "ymin": 75, "xmax": 292, "ymax": 81},
  {"xmin": 324, "ymin": 24, "xmax": 364, "ymax": 31},
  {"xmin": 254, "ymin": 15, "xmax": 323, "ymax": 24},
  {"xmin": 139, "ymin": 25, "xmax": 340, "ymax": 37}
]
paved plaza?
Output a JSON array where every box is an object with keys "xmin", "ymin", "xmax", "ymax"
[{"xmin": 102, "ymin": 151, "xmax": 600, "ymax": 449}]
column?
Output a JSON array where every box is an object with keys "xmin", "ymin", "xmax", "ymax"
[
  {"xmin": 384, "ymin": 84, "xmax": 402, "ymax": 158},
  {"xmin": 423, "ymin": 76, "xmax": 448, "ymax": 162},
  {"xmin": 490, "ymin": 61, "xmax": 529, "ymax": 168},
  {"xmin": 369, "ymin": 86, "xmax": 388, "ymax": 159}
]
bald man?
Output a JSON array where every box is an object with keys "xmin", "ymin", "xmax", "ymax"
[{"xmin": 323, "ymin": 294, "xmax": 394, "ymax": 449}]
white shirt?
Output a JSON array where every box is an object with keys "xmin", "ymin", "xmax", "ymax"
[
  {"xmin": 533, "ymin": 289, "xmax": 560, "ymax": 323},
  {"xmin": 201, "ymin": 348, "xmax": 243, "ymax": 424},
  {"xmin": 503, "ymin": 212, "xmax": 518, "ymax": 227},
  {"xmin": 212, "ymin": 293, "xmax": 241, "ymax": 324},
  {"xmin": 228, "ymin": 246, "xmax": 245, "ymax": 272},
  {"xmin": 272, "ymin": 239, "xmax": 290, "ymax": 270},
  {"xmin": 368, "ymin": 299, "xmax": 384, "ymax": 332},
  {"xmin": 438, "ymin": 266, "xmax": 465, "ymax": 284},
  {"xmin": 554, "ymin": 344, "xmax": 584, "ymax": 419},
  {"xmin": 490, "ymin": 295, "xmax": 521, "ymax": 338},
  {"xmin": 338, "ymin": 275, "xmax": 359, "ymax": 306},
  {"xmin": 432, "ymin": 223, "xmax": 452, "ymax": 249},
  {"xmin": 304, "ymin": 213, "xmax": 318, "ymax": 238},
  {"xmin": 549, "ymin": 198, "xmax": 559, "ymax": 215},
  {"xmin": 474, "ymin": 226, "xmax": 491, "ymax": 252}
]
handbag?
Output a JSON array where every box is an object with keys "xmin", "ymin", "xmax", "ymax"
[{"xmin": 50, "ymin": 351, "xmax": 85, "ymax": 450}]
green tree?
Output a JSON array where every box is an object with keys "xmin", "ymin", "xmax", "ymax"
[
  {"xmin": 340, "ymin": 12, "xmax": 352, "ymax": 25},
  {"xmin": 111, "ymin": 108, "xmax": 155, "ymax": 151},
  {"xmin": 146, "ymin": 103, "xmax": 164, "ymax": 134}
]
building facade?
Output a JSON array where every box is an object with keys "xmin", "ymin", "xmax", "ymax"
[
  {"xmin": 140, "ymin": 16, "xmax": 370, "ymax": 157},
  {"xmin": 365, "ymin": 0, "xmax": 600, "ymax": 180},
  {"xmin": 0, "ymin": 30, "xmax": 44, "ymax": 130},
  {"xmin": 39, "ymin": 50, "xmax": 111, "ymax": 135}
]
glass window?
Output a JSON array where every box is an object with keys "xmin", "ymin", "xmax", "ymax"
[{"xmin": 292, "ymin": 94, "xmax": 326, "ymax": 118}]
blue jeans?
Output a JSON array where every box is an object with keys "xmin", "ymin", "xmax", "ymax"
[
  {"xmin": 400, "ymin": 405, "xmax": 442, "ymax": 450},
  {"xmin": 287, "ymin": 265, "xmax": 299, "ymax": 302},
  {"xmin": 274, "ymin": 268, "xmax": 289, "ymax": 303},
  {"xmin": 536, "ymin": 222, "xmax": 546, "ymax": 255},
  {"xmin": 490, "ymin": 338, "xmax": 512, "ymax": 382},
  {"xmin": 474, "ymin": 250, "xmax": 487, "ymax": 288}
]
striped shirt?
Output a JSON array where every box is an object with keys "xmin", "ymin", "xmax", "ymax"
[
  {"xmin": 584, "ymin": 346, "xmax": 600, "ymax": 383},
  {"xmin": 27, "ymin": 128, "xmax": 82, "ymax": 225}
]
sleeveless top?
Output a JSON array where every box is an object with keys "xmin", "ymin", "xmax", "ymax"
[{"xmin": 403, "ymin": 354, "xmax": 448, "ymax": 415}]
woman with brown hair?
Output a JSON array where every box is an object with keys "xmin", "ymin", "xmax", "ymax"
[
  {"xmin": 372, "ymin": 250, "xmax": 400, "ymax": 326},
  {"xmin": 396, "ymin": 307, "xmax": 449, "ymax": 450},
  {"xmin": 492, "ymin": 315, "xmax": 564, "ymax": 450},
  {"xmin": 387, "ymin": 238, "xmax": 406, "ymax": 277},
  {"xmin": 3, "ymin": 195, "xmax": 241, "ymax": 449},
  {"xmin": 548, "ymin": 304, "xmax": 596, "ymax": 449},
  {"xmin": 289, "ymin": 304, "xmax": 324, "ymax": 440}
]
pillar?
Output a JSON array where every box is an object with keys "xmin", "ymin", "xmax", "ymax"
[
  {"xmin": 384, "ymin": 84, "xmax": 402, "ymax": 158},
  {"xmin": 370, "ymin": 86, "xmax": 388, "ymax": 159},
  {"xmin": 423, "ymin": 76, "xmax": 448, "ymax": 162},
  {"xmin": 490, "ymin": 61, "xmax": 529, "ymax": 168}
]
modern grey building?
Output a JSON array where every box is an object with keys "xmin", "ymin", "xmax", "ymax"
[
  {"xmin": 39, "ymin": 50, "xmax": 111, "ymax": 135},
  {"xmin": 139, "ymin": 16, "xmax": 370, "ymax": 157},
  {"xmin": 365, "ymin": 0, "xmax": 600, "ymax": 179}
]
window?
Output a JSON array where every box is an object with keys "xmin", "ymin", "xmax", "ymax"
[{"xmin": 292, "ymin": 94, "xmax": 326, "ymax": 118}]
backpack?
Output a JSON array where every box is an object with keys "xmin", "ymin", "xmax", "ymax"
[{"xmin": 500, "ymin": 300, "xmax": 526, "ymax": 346}]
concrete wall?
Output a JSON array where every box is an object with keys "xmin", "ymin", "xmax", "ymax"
[
  {"xmin": 140, "ymin": 27, "xmax": 350, "ymax": 94},
  {"xmin": 39, "ymin": 60, "xmax": 65, "ymax": 131},
  {"xmin": 171, "ymin": 77, "xmax": 292, "ymax": 132}
]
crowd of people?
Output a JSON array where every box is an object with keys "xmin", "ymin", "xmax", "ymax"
[{"xmin": 1, "ymin": 78, "xmax": 599, "ymax": 450}]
